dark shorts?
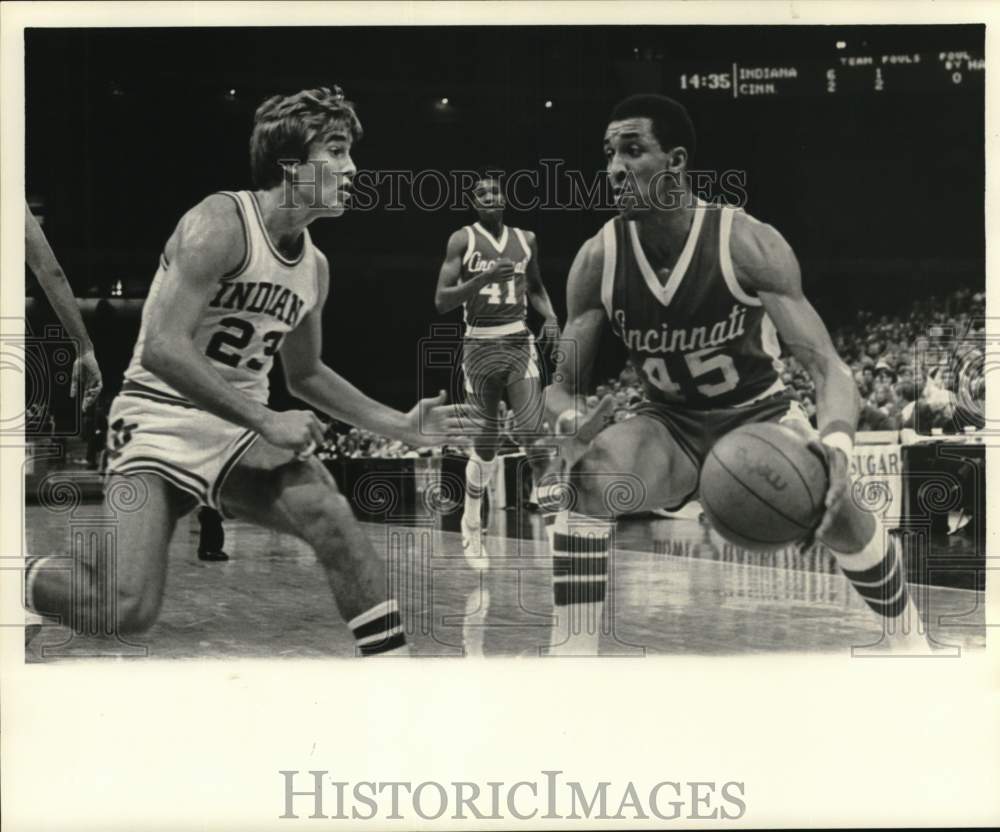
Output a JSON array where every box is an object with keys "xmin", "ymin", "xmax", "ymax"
[
  {"xmin": 631, "ymin": 391, "xmax": 814, "ymax": 510},
  {"xmin": 462, "ymin": 332, "xmax": 540, "ymax": 402}
]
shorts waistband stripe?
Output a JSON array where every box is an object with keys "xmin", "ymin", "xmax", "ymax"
[
  {"xmin": 121, "ymin": 380, "xmax": 196, "ymax": 408},
  {"xmin": 121, "ymin": 391, "xmax": 199, "ymax": 409},
  {"xmin": 465, "ymin": 321, "xmax": 528, "ymax": 338}
]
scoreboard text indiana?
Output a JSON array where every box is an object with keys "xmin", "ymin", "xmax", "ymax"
[{"xmin": 671, "ymin": 48, "xmax": 984, "ymax": 98}]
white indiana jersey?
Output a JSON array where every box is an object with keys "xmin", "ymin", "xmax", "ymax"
[{"xmin": 122, "ymin": 190, "xmax": 320, "ymax": 407}]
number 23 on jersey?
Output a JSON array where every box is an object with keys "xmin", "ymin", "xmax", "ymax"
[{"xmin": 206, "ymin": 316, "xmax": 284, "ymax": 372}]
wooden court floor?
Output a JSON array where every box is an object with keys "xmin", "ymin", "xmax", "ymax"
[{"xmin": 24, "ymin": 504, "xmax": 986, "ymax": 661}]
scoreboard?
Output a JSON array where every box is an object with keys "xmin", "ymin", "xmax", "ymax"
[{"xmin": 668, "ymin": 49, "xmax": 984, "ymax": 98}]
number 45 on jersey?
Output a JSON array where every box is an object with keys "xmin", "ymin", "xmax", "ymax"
[{"xmin": 644, "ymin": 347, "xmax": 739, "ymax": 398}]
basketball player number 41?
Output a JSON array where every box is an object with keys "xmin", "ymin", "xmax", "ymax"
[
  {"xmin": 479, "ymin": 280, "xmax": 518, "ymax": 305},
  {"xmin": 644, "ymin": 348, "xmax": 739, "ymax": 398}
]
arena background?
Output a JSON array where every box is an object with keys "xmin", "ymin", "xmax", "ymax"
[
  {"xmin": 13, "ymin": 17, "xmax": 987, "ymax": 672},
  {"xmin": 25, "ymin": 24, "xmax": 984, "ymax": 416}
]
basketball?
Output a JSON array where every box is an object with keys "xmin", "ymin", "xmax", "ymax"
[{"xmin": 699, "ymin": 423, "xmax": 828, "ymax": 551}]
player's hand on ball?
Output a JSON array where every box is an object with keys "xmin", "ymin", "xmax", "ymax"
[
  {"xmin": 774, "ymin": 418, "xmax": 846, "ymax": 551},
  {"xmin": 796, "ymin": 434, "xmax": 850, "ymax": 549},
  {"xmin": 261, "ymin": 409, "xmax": 326, "ymax": 457},
  {"xmin": 812, "ymin": 440, "xmax": 850, "ymax": 541},
  {"xmin": 71, "ymin": 349, "xmax": 103, "ymax": 411}
]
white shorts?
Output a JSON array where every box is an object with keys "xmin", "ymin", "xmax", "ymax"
[{"xmin": 104, "ymin": 388, "xmax": 259, "ymax": 515}]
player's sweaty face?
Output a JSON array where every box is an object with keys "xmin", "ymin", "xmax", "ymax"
[
  {"xmin": 472, "ymin": 179, "xmax": 505, "ymax": 218},
  {"xmin": 604, "ymin": 117, "xmax": 670, "ymax": 214}
]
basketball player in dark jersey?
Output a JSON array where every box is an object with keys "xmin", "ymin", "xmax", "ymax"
[
  {"xmin": 539, "ymin": 94, "xmax": 927, "ymax": 654},
  {"xmin": 24, "ymin": 87, "xmax": 470, "ymax": 656},
  {"xmin": 435, "ymin": 173, "xmax": 559, "ymax": 562}
]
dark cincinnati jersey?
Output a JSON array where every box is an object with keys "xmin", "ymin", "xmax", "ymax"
[
  {"xmin": 459, "ymin": 222, "xmax": 532, "ymax": 329},
  {"xmin": 600, "ymin": 201, "xmax": 786, "ymax": 409}
]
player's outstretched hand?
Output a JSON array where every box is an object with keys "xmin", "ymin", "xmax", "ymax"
[
  {"xmin": 405, "ymin": 390, "xmax": 479, "ymax": 447},
  {"xmin": 261, "ymin": 409, "xmax": 326, "ymax": 458},
  {"xmin": 71, "ymin": 350, "xmax": 103, "ymax": 411},
  {"xmin": 534, "ymin": 394, "xmax": 616, "ymax": 483}
]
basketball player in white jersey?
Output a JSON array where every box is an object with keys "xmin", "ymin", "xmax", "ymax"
[
  {"xmin": 25, "ymin": 87, "xmax": 469, "ymax": 656},
  {"xmin": 538, "ymin": 94, "xmax": 927, "ymax": 654},
  {"xmin": 435, "ymin": 172, "xmax": 559, "ymax": 562}
]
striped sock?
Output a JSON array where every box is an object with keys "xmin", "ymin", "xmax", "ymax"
[
  {"xmin": 837, "ymin": 537, "xmax": 910, "ymax": 619},
  {"xmin": 546, "ymin": 512, "xmax": 611, "ymax": 656},
  {"xmin": 348, "ymin": 600, "xmax": 408, "ymax": 656}
]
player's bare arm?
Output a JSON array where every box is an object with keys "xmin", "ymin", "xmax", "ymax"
[
  {"xmin": 548, "ymin": 232, "xmax": 604, "ymax": 415},
  {"xmin": 730, "ymin": 212, "xmax": 858, "ymax": 527},
  {"xmin": 141, "ymin": 194, "xmax": 325, "ymax": 452},
  {"xmin": 283, "ymin": 250, "xmax": 472, "ymax": 447},
  {"xmin": 542, "ymin": 232, "xmax": 616, "ymax": 462},
  {"xmin": 524, "ymin": 231, "xmax": 560, "ymax": 339},
  {"xmin": 25, "ymin": 201, "xmax": 103, "ymax": 409},
  {"xmin": 434, "ymin": 229, "xmax": 514, "ymax": 314}
]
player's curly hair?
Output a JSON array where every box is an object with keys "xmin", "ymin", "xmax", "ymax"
[
  {"xmin": 249, "ymin": 86, "xmax": 363, "ymax": 188},
  {"xmin": 610, "ymin": 93, "xmax": 696, "ymax": 163}
]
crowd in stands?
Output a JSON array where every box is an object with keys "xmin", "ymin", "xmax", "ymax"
[
  {"xmin": 318, "ymin": 427, "xmax": 428, "ymax": 461},
  {"xmin": 315, "ymin": 286, "xmax": 987, "ymax": 458},
  {"xmin": 792, "ymin": 286, "xmax": 985, "ymax": 433}
]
